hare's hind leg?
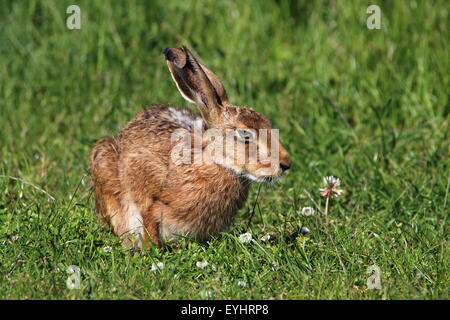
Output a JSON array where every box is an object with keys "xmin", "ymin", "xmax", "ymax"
[
  {"xmin": 90, "ymin": 139, "xmax": 126, "ymax": 237},
  {"xmin": 91, "ymin": 138, "xmax": 146, "ymax": 248}
]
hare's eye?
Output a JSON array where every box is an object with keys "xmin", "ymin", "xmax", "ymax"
[{"xmin": 237, "ymin": 129, "xmax": 254, "ymax": 141}]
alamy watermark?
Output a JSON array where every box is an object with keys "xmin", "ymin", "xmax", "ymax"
[
  {"xmin": 366, "ymin": 5, "xmax": 381, "ymax": 29},
  {"xmin": 66, "ymin": 265, "xmax": 81, "ymax": 289},
  {"xmin": 170, "ymin": 128, "xmax": 280, "ymax": 170},
  {"xmin": 65, "ymin": 5, "xmax": 381, "ymax": 31},
  {"xmin": 66, "ymin": 5, "xmax": 81, "ymax": 30},
  {"xmin": 366, "ymin": 264, "xmax": 381, "ymax": 290}
]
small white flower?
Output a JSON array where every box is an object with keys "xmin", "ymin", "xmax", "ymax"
[
  {"xmin": 196, "ymin": 260, "xmax": 209, "ymax": 269},
  {"xmin": 151, "ymin": 262, "xmax": 164, "ymax": 272},
  {"xmin": 238, "ymin": 233, "xmax": 252, "ymax": 243},
  {"xmin": 103, "ymin": 246, "xmax": 112, "ymax": 253},
  {"xmin": 299, "ymin": 207, "xmax": 315, "ymax": 216},
  {"xmin": 260, "ymin": 234, "xmax": 271, "ymax": 242},
  {"xmin": 201, "ymin": 290, "xmax": 213, "ymax": 299},
  {"xmin": 416, "ymin": 271, "xmax": 424, "ymax": 281},
  {"xmin": 237, "ymin": 280, "xmax": 247, "ymax": 287},
  {"xmin": 11, "ymin": 235, "xmax": 19, "ymax": 242}
]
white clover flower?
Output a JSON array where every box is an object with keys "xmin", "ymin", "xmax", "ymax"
[
  {"xmin": 201, "ymin": 290, "xmax": 213, "ymax": 299},
  {"xmin": 196, "ymin": 260, "xmax": 209, "ymax": 269},
  {"xmin": 299, "ymin": 207, "xmax": 315, "ymax": 216},
  {"xmin": 320, "ymin": 176, "xmax": 343, "ymax": 198},
  {"xmin": 103, "ymin": 245, "xmax": 112, "ymax": 253},
  {"xmin": 237, "ymin": 280, "xmax": 247, "ymax": 287},
  {"xmin": 151, "ymin": 262, "xmax": 164, "ymax": 272},
  {"xmin": 238, "ymin": 233, "xmax": 252, "ymax": 243},
  {"xmin": 260, "ymin": 234, "xmax": 271, "ymax": 242}
]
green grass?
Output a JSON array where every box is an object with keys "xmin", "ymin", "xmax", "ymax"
[{"xmin": 0, "ymin": 0, "xmax": 448, "ymax": 299}]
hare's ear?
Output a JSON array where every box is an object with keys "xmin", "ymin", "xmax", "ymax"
[{"xmin": 164, "ymin": 47, "xmax": 228, "ymax": 126}]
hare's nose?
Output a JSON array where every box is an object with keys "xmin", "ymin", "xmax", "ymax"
[
  {"xmin": 278, "ymin": 143, "xmax": 291, "ymax": 172},
  {"xmin": 280, "ymin": 161, "xmax": 291, "ymax": 172}
]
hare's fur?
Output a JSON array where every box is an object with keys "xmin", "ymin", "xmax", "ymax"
[{"xmin": 90, "ymin": 47, "xmax": 291, "ymax": 248}]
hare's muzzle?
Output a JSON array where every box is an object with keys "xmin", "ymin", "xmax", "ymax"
[{"xmin": 278, "ymin": 145, "xmax": 292, "ymax": 175}]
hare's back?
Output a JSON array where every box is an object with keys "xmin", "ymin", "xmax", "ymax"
[
  {"xmin": 116, "ymin": 104, "xmax": 205, "ymax": 195},
  {"xmin": 118, "ymin": 104, "xmax": 204, "ymax": 149}
]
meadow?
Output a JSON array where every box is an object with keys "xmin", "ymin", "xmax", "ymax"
[{"xmin": 0, "ymin": 0, "xmax": 448, "ymax": 299}]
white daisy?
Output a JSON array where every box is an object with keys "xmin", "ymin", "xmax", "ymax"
[
  {"xmin": 299, "ymin": 207, "xmax": 315, "ymax": 216},
  {"xmin": 237, "ymin": 280, "xmax": 247, "ymax": 287},
  {"xmin": 238, "ymin": 233, "xmax": 252, "ymax": 243},
  {"xmin": 196, "ymin": 260, "xmax": 209, "ymax": 269},
  {"xmin": 151, "ymin": 262, "xmax": 164, "ymax": 272}
]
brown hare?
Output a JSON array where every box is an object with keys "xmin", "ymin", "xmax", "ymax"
[{"xmin": 90, "ymin": 47, "xmax": 291, "ymax": 248}]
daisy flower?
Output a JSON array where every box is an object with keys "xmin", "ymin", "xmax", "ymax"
[
  {"xmin": 196, "ymin": 260, "xmax": 209, "ymax": 269},
  {"xmin": 238, "ymin": 233, "xmax": 252, "ymax": 243},
  {"xmin": 299, "ymin": 207, "xmax": 315, "ymax": 216},
  {"xmin": 237, "ymin": 280, "xmax": 247, "ymax": 287},
  {"xmin": 151, "ymin": 262, "xmax": 164, "ymax": 272}
]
